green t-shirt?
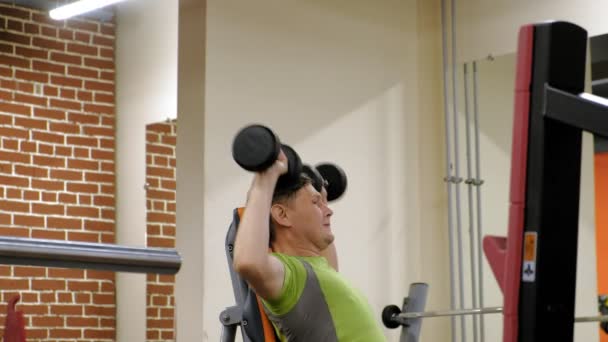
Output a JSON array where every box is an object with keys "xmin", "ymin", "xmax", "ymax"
[{"xmin": 261, "ymin": 253, "xmax": 386, "ymax": 342}]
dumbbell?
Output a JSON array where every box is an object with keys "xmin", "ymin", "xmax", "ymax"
[
  {"xmin": 302, "ymin": 163, "xmax": 348, "ymax": 202},
  {"xmin": 302, "ymin": 164, "xmax": 324, "ymax": 192},
  {"xmin": 232, "ymin": 124, "xmax": 302, "ymax": 185}
]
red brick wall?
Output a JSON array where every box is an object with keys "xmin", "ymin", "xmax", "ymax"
[
  {"xmin": 145, "ymin": 121, "xmax": 176, "ymax": 341},
  {"xmin": 0, "ymin": 3, "xmax": 116, "ymax": 341}
]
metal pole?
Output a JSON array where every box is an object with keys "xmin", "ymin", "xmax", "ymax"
[
  {"xmin": 397, "ymin": 307, "xmax": 502, "ymax": 321},
  {"xmin": 400, "ymin": 283, "xmax": 429, "ymax": 342},
  {"xmin": 463, "ymin": 63, "xmax": 479, "ymax": 342},
  {"xmin": 450, "ymin": 0, "xmax": 467, "ymax": 339},
  {"xmin": 472, "ymin": 60, "xmax": 486, "ymax": 342},
  {"xmin": 0, "ymin": 236, "xmax": 181, "ymax": 274},
  {"xmin": 220, "ymin": 325, "xmax": 237, "ymax": 342},
  {"xmin": 440, "ymin": 0, "xmax": 458, "ymax": 340},
  {"xmin": 395, "ymin": 306, "xmax": 608, "ymax": 323},
  {"xmin": 575, "ymin": 316, "xmax": 608, "ymax": 323}
]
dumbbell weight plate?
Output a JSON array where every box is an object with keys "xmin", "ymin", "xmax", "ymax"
[
  {"xmin": 232, "ymin": 124, "xmax": 281, "ymax": 172},
  {"xmin": 316, "ymin": 163, "xmax": 348, "ymax": 202},
  {"xmin": 302, "ymin": 164, "xmax": 324, "ymax": 192},
  {"xmin": 277, "ymin": 144, "xmax": 302, "ymax": 187},
  {"xmin": 382, "ymin": 305, "xmax": 403, "ymax": 329}
]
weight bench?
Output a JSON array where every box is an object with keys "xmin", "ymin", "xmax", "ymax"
[{"xmin": 220, "ymin": 208, "xmax": 278, "ymax": 342}]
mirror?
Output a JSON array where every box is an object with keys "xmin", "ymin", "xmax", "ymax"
[{"xmin": 449, "ymin": 34, "xmax": 606, "ymax": 341}]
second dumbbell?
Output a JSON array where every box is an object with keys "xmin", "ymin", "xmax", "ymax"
[{"xmin": 302, "ymin": 163, "xmax": 348, "ymax": 202}]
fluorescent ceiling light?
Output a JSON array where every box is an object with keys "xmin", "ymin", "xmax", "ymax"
[{"xmin": 49, "ymin": 0, "xmax": 127, "ymax": 20}]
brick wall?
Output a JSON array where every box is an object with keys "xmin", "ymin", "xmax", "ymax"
[
  {"xmin": 0, "ymin": 3, "xmax": 116, "ymax": 341},
  {"xmin": 145, "ymin": 121, "xmax": 176, "ymax": 341}
]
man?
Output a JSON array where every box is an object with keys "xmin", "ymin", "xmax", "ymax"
[{"xmin": 233, "ymin": 151, "xmax": 386, "ymax": 341}]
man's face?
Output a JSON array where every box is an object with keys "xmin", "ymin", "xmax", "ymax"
[{"xmin": 289, "ymin": 183, "xmax": 334, "ymax": 249}]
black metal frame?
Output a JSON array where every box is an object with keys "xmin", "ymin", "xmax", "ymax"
[{"xmin": 519, "ymin": 21, "xmax": 608, "ymax": 341}]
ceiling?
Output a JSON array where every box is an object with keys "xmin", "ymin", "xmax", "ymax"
[{"xmin": 0, "ymin": 0, "xmax": 115, "ymax": 22}]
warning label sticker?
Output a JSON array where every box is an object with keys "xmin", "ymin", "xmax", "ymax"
[{"xmin": 522, "ymin": 232, "xmax": 538, "ymax": 282}]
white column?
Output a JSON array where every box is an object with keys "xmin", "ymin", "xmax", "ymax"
[{"xmin": 175, "ymin": 0, "xmax": 206, "ymax": 341}]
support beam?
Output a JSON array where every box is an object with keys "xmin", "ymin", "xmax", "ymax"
[
  {"xmin": 544, "ymin": 85, "xmax": 608, "ymax": 137},
  {"xmin": 0, "ymin": 236, "xmax": 181, "ymax": 274}
]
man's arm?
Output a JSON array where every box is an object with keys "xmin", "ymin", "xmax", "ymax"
[
  {"xmin": 233, "ymin": 158, "xmax": 286, "ymax": 301},
  {"xmin": 321, "ymin": 242, "xmax": 339, "ymax": 271}
]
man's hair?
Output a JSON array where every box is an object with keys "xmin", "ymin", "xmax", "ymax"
[{"xmin": 269, "ymin": 174, "xmax": 312, "ymax": 247}]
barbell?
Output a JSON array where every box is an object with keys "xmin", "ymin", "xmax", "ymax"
[
  {"xmin": 382, "ymin": 305, "xmax": 608, "ymax": 327},
  {"xmin": 382, "ymin": 282, "xmax": 608, "ymax": 341}
]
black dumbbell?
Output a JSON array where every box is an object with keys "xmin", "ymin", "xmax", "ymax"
[
  {"xmin": 277, "ymin": 144, "xmax": 302, "ymax": 188},
  {"xmin": 302, "ymin": 163, "xmax": 348, "ymax": 202},
  {"xmin": 302, "ymin": 164, "xmax": 324, "ymax": 192},
  {"xmin": 316, "ymin": 163, "xmax": 348, "ymax": 202},
  {"xmin": 381, "ymin": 304, "xmax": 403, "ymax": 329},
  {"xmin": 232, "ymin": 124, "xmax": 302, "ymax": 184}
]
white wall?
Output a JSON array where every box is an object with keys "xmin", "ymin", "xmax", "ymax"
[
  {"xmin": 189, "ymin": 0, "xmax": 449, "ymax": 341},
  {"xmin": 124, "ymin": 1, "xmax": 608, "ymax": 341},
  {"xmin": 456, "ymin": 0, "xmax": 608, "ymax": 62},
  {"xmin": 115, "ymin": 0, "xmax": 178, "ymax": 340}
]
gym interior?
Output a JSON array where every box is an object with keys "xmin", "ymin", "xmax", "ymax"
[{"xmin": 1, "ymin": 0, "xmax": 608, "ymax": 341}]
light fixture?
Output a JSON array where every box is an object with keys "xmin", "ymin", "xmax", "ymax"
[{"xmin": 49, "ymin": 0, "xmax": 127, "ymax": 20}]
